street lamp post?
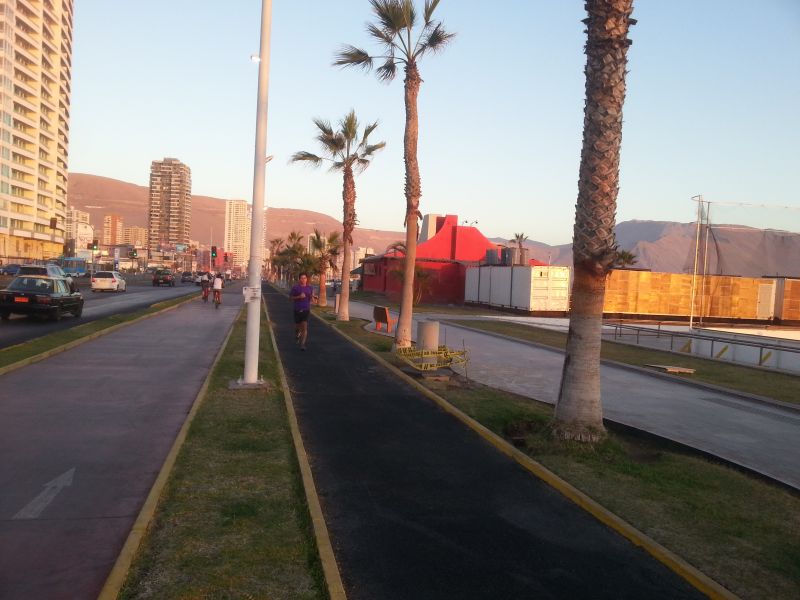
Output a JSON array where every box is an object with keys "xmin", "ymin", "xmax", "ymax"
[{"xmin": 241, "ymin": 0, "xmax": 272, "ymax": 386}]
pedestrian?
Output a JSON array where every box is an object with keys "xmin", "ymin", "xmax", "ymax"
[{"xmin": 290, "ymin": 272, "xmax": 317, "ymax": 351}]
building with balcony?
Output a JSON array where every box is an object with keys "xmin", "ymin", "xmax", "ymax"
[
  {"xmin": 224, "ymin": 199, "xmax": 250, "ymax": 268},
  {"xmin": 0, "ymin": 0, "xmax": 73, "ymax": 262},
  {"xmin": 65, "ymin": 205, "xmax": 88, "ymax": 240},
  {"xmin": 147, "ymin": 157, "xmax": 191, "ymax": 254},
  {"xmin": 122, "ymin": 225, "xmax": 147, "ymax": 249}
]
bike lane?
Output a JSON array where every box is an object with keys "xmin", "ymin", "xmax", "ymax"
[{"xmin": 265, "ymin": 288, "xmax": 706, "ymax": 600}]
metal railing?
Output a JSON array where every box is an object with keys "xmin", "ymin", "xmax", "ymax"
[{"xmin": 604, "ymin": 322, "xmax": 800, "ymax": 374}]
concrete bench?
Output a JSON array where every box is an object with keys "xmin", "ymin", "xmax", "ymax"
[{"xmin": 373, "ymin": 305, "xmax": 396, "ymax": 333}]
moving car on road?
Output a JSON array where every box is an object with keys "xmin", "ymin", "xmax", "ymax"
[
  {"xmin": 0, "ymin": 263, "xmax": 21, "ymax": 276},
  {"xmin": 152, "ymin": 269, "xmax": 175, "ymax": 287},
  {"xmin": 0, "ymin": 275, "xmax": 84, "ymax": 321},
  {"xmin": 181, "ymin": 271, "xmax": 194, "ymax": 283},
  {"xmin": 17, "ymin": 264, "xmax": 75, "ymax": 292},
  {"xmin": 91, "ymin": 271, "xmax": 127, "ymax": 292}
]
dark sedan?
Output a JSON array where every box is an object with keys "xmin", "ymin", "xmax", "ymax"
[{"xmin": 0, "ymin": 275, "xmax": 84, "ymax": 321}]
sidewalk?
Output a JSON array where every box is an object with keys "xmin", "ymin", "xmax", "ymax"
[
  {"xmin": 265, "ymin": 288, "xmax": 705, "ymax": 599},
  {"xmin": 343, "ymin": 300, "xmax": 800, "ymax": 490},
  {"xmin": 0, "ymin": 292, "xmax": 241, "ymax": 599}
]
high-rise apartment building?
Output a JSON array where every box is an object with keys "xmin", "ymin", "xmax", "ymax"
[
  {"xmin": 123, "ymin": 225, "xmax": 147, "ymax": 249},
  {"xmin": 65, "ymin": 205, "xmax": 89, "ymax": 241},
  {"xmin": 224, "ymin": 199, "xmax": 250, "ymax": 268},
  {"xmin": 147, "ymin": 158, "xmax": 191, "ymax": 253},
  {"xmin": 102, "ymin": 213, "xmax": 123, "ymax": 246},
  {"xmin": 0, "ymin": 0, "xmax": 74, "ymax": 261}
]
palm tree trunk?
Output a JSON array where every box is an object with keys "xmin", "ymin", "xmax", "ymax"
[
  {"xmin": 554, "ymin": 0, "xmax": 634, "ymax": 442},
  {"xmin": 318, "ymin": 270, "xmax": 327, "ymax": 309},
  {"xmin": 338, "ymin": 166, "xmax": 357, "ymax": 321},
  {"xmin": 396, "ymin": 62, "xmax": 422, "ymax": 348}
]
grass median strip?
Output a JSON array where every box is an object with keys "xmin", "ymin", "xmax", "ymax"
[
  {"xmin": 448, "ymin": 319, "xmax": 800, "ymax": 405},
  {"xmin": 119, "ymin": 309, "xmax": 326, "ymax": 600},
  {"xmin": 326, "ymin": 313, "xmax": 800, "ymax": 600},
  {"xmin": 0, "ymin": 294, "xmax": 195, "ymax": 370}
]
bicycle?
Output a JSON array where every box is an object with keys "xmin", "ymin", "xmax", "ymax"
[{"xmin": 213, "ymin": 288, "xmax": 222, "ymax": 309}]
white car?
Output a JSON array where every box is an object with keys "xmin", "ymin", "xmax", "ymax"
[{"xmin": 91, "ymin": 271, "xmax": 127, "ymax": 292}]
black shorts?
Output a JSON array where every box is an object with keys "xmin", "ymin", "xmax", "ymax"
[{"xmin": 293, "ymin": 310, "xmax": 310, "ymax": 324}]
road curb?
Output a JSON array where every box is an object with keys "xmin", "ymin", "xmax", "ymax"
[
  {"xmin": 441, "ymin": 320, "xmax": 799, "ymax": 413},
  {"xmin": 0, "ymin": 293, "xmax": 198, "ymax": 377},
  {"xmin": 315, "ymin": 310, "xmax": 738, "ymax": 600},
  {"xmin": 265, "ymin": 297, "xmax": 347, "ymax": 600},
  {"xmin": 96, "ymin": 302, "xmax": 238, "ymax": 600}
]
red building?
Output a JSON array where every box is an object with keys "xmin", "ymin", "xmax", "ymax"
[{"xmin": 361, "ymin": 215, "xmax": 503, "ymax": 304}]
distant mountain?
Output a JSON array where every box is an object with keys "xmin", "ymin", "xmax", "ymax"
[
  {"xmin": 69, "ymin": 174, "xmax": 799, "ymax": 276},
  {"xmin": 492, "ymin": 220, "xmax": 800, "ymax": 277},
  {"xmin": 67, "ymin": 173, "xmax": 404, "ymax": 253}
]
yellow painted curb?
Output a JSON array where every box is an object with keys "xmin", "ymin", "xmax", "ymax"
[
  {"xmin": 264, "ymin": 298, "xmax": 347, "ymax": 600},
  {"xmin": 96, "ymin": 304, "xmax": 237, "ymax": 600},
  {"xmin": 316, "ymin": 311, "xmax": 738, "ymax": 600},
  {"xmin": 0, "ymin": 293, "xmax": 198, "ymax": 377}
]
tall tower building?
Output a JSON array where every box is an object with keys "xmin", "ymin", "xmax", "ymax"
[
  {"xmin": 65, "ymin": 206, "xmax": 89, "ymax": 241},
  {"xmin": 147, "ymin": 158, "xmax": 191, "ymax": 252},
  {"xmin": 224, "ymin": 199, "xmax": 251, "ymax": 268},
  {"xmin": 122, "ymin": 225, "xmax": 147, "ymax": 249},
  {"xmin": 0, "ymin": 0, "xmax": 74, "ymax": 261},
  {"xmin": 102, "ymin": 214, "xmax": 123, "ymax": 246}
]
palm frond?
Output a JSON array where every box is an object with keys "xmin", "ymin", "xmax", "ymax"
[
  {"xmin": 340, "ymin": 110, "xmax": 359, "ymax": 143},
  {"xmin": 376, "ymin": 57, "xmax": 399, "ymax": 82},
  {"xmin": 361, "ymin": 120, "xmax": 380, "ymax": 143},
  {"xmin": 312, "ymin": 118, "xmax": 334, "ymax": 138},
  {"xmin": 333, "ymin": 44, "xmax": 373, "ymax": 70},
  {"xmin": 366, "ymin": 22, "xmax": 396, "ymax": 47},
  {"xmin": 363, "ymin": 142, "xmax": 386, "ymax": 157},
  {"xmin": 401, "ymin": 0, "xmax": 417, "ymax": 30},
  {"xmin": 423, "ymin": 0, "xmax": 442, "ymax": 25},
  {"xmin": 290, "ymin": 151, "xmax": 323, "ymax": 166},
  {"xmin": 330, "ymin": 160, "xmax": 346, "ymax": 173},
  {"xmin": 415, "ymin": 22, "xmax": 455, "ymax": 58},
  {"xmin": 371, "ymin": 0, "xmax": 407, "ymax": 35}
]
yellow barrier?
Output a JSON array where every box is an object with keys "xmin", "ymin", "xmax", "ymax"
[{"xmin": 396, "ymin": 345, "xmax": 469, "ymax": 371}]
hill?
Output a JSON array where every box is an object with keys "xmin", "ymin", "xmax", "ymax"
[
  {"xmin": 69, "ymin": 174, "xmax": 799, "ymax": 276},
  {"xmin": 67, "ymin": 173, "xmax": 404, "ymax": 253}
]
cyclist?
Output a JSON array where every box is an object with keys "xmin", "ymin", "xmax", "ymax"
[
  {"xmin": 200, "ymin": 271, "xmax": 211, "ymax": 302},
  {"xmin": 212, "ymin": 272, "xmax": 224, "ymax": 307}
]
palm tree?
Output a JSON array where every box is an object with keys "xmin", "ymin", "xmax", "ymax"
[
  {"xmin": 613, "ymin": 247, "xmax": 638, "ymax": 269},
  {"xmin": 291, "ymin": 111, "xmax": 384, "ymax": 321},
  {"xmin": 511, "ymin": 232, "xmax": 528, "ymax": 265},
  {"xmin": 268, "ymin": 237, "xmax": 284, "ymax": 281},
  {"xmin": 335, "ymin": 0, "xmax": 454, "ymax": 347},
  {"xmin": 309, "ymin": 229, "xmax": 342, "ymax": 308},
  {"xmin": 554, "ymin": 0, "xmax": 636, "ymax": 443}
]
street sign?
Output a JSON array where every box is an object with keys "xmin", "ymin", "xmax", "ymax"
[{"xmin": 242, "ymin": 286, "xmax": 261, "ymax": 304}]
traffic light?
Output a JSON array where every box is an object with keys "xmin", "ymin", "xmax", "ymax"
[
  {"xmin": 92, "ymin": 239, "xmax": 98, "ymax": 251},
  {"xmin": 128, "ymin": 249, "xmax": 138, "ymax": 259},
  {"xmin": 211, "ymin": 246, "xmax": 217, "ymax": 258},
  {"xmin": 132, "ymin": 249, "xmax": 138, "ymax": 258}
]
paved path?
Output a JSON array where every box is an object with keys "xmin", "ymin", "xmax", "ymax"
[
  {"xmin": 0, "ymin": 292, "xmax": 241, "ymax": 599},
  {"xmin": 267, "ymin": 288, "xmax": 704, "ymax": 600},
  {"xmin": 344, "ymin": 300, "xmax": 800, "ymax": 490}
]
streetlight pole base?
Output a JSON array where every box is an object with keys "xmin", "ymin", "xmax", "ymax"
[{"xmin": 228, "ymin": 378, "xmax": 270, "ymax": 391}]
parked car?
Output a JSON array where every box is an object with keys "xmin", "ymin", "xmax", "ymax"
[
  {"xmin": 152, "ymin": 269, "xmax": 175, "ymax": 287},
  {"xmin": 0, "ymin": 275, "xmax": 83, "ymax": 321},
  {"xmin": 17, "ymin": 264, "xmax": 75, "ymax": 292},
  {"xmin": 181, "ymin": 271, "xmax": 194, "ymax": 283},
  {"xmin": 91, "ymin": 271, "xmax": 127, "ymax": 292},
  {"xmin": 0, "ymin": 263, "xmax": 22, "ymax": 276}
]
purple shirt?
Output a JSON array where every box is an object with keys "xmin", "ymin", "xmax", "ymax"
[{"xmin": 291, "ymin": 284, "xmax": 313, "ymax": 311}]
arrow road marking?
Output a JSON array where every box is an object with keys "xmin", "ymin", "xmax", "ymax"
[{"xmin": 12, "ymin": 468, "xmax": 76, "ymax": 520}]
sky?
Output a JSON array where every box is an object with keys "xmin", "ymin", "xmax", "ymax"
[{"xmin": 68, "ymin": 1, "xmax": 800, "ymax": 246}]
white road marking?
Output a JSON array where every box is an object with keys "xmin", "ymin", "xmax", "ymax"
[{"xmin": 13, "ymin": 468, "xmax": 75, "ymax": 520}]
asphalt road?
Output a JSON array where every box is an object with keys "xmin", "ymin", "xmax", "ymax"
[
  {"xmin": 0, "ymin": 276, "xmax": 219, "ymax": 349},
  {"xmin": 0, "ymin": 287, "xmax": 242, "ymax": 599}
]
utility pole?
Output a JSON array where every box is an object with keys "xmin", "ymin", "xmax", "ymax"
[{"xmin": 240, "ymin": 0, "xmax": 272, "ymax": 386}]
